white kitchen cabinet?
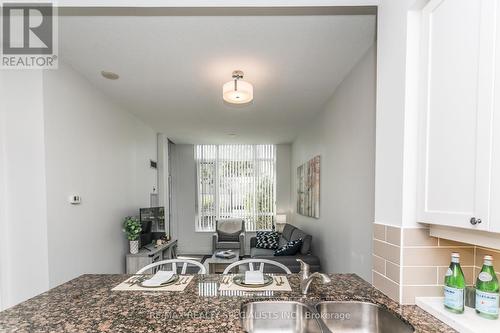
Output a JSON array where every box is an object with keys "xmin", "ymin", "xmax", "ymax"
[
  {"xmin": 417, "ymin": 0, "xmax": 498, "ymax": 232},
  {"xmin": 488, "ymin": 1, "xmax": 500, "ymax": 234}
]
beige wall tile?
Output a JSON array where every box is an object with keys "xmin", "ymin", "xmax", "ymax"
[
  {"xmin": 403, "ymin": 228, "xmax": 438, "ymax": 247},
  {"xmin": 474, "ymin": 267, "xmax": 479, "ymax": 281},
  {"xmin": 402, "ymin": 286, "xmax": 443, "ymax": 305},
  {"xmin": 371, "ymin": 228, "xmax": 500, "ymax": 304},
  {"xmin": 373, "ymin": 239, "xmax": 401, "ymax": 265},
  {"xmin": 475, "ymin": 264, "xmax": 480, "ymax": 275},
  {"xmin": 403, "ymin": 247, "xmax": 474, "ymax": 266},
  {"xmin": 373, "ymin": 224, "xmax": 386, "ymax": 241},
  {"xmin": 438, "ymin": 266, "xmax": 475, "ymax": 286},
  {"xmin": 403, "ymin": 267, "xmax": 437, "ymax": 285},
  {"xmin": 472, "ymin": 266, "xmax": 499, "ymax": 281},
  {"xmin": 386, "ymin": 261, "xmax": 400, "ymax": 283},
  {"xmin": 476, "ymin": 246, "xmax": 500, "ymax": 254},
  {"xmin": 475, "ymin": 247, "xmax": 500, "ymax": 275},
  {"xmin": 372, "ymin": 255, "xmax": 385, "ymax": 275},
  {"xmin": 438, "ymin": 239, "xmax": 474, "ymax": 247},
  {"xmin": 386, "ymin": 226, "xmax": 401, "ymax": 246},
  {"xmin": 476, "ymin": 247, "xmax": 500, "ymax": 266},
  {"xmin": 373, "ymin": 271, "xmax": 400, "ymax": 302},
  {"xmin": 463, "ymin": 266, "xmax": 475, "ymax": 285}
]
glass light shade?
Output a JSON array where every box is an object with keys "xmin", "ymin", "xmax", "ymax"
[
  {"xmin": 275, "ymin": 214, "xmax": 287, "ymax": 233},
  {"xmin": 223, "ymin": 79, "xmax": 253, "ymax": 104},
  {"xmin": 276, "ymin": 214, "xmax": 287, "ymax": 224}
]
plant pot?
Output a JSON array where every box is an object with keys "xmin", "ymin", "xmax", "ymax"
[{"xmin": 129, "ymin": 240, "xmax": 139, "ymax": 254}]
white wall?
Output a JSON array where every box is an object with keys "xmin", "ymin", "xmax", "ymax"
[
  {"xmin": 276, "ymin": 144, "xmax": 292, "ymax": 215},
  {"xmin": 290, "ymin": 46, "xmax": 376, "ymax": 282},
  {"xmin": 43, "ymin": 62, "xmax": 158, "ymax": 287},
  {"xmin": 171, "ymin": 143, "xmax": 291, "ymax": 255},
  {"xmin": 0, "ymin": 71, "xmax": 50, "ymax": 309},
  {"xmin": 170, "ymin": 144, "xmax": 209, "ymax": 253},
  {"xmin": 374, "ymin": 0, "xmax": 426, "ymax": 228}
]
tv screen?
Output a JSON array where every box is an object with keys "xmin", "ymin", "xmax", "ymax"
[{"xmin": 139, "ymin": 207, "xmax": 165, "ymax": 247}]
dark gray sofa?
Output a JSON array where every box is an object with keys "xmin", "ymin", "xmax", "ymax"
[{"xmin": 249, "ymin": 224, "xmax": 321, "ymax": 273}]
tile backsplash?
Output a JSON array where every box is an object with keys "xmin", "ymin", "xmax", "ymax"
[
  {"xmin": 372, "ymin": 223, "xmax": 500, "ymax": 304},
  {"xmin": 372, "ymin": 224, "xmax": 401, "ymax": 301}
]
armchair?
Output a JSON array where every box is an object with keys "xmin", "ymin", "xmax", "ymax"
[{"xmin": 212, "ymin": 219, "xmax": 245, "ymax": 255}]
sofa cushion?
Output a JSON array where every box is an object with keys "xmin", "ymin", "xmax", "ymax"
[
  {"xmin": 248, "ymin": 253, "xmax": 321, "ymax": 273},
  {"xmin": 255, "ymin": 231, "xmax": 279, "ymax": 249},
  {"xmin": 278, "ymin": 235, "xmax": 288, "ymax": 247},
  {"xmin": 270, "ymin": 254, "xmax": 320, "ymax": 268},
  {"xmin": 217, "ymin": 230, "xmax": 240, "ymax": 242},
  {"xmin": 274, "ymin": 238, "xmax": 303, "ymax": 256},
  {"xmin": 216, "ymin": 241, "xmax": 240, "ymax": 249},
  {"xmin": 290, "ymin": 229, "xmax": 312, "ymax": 255},
  {"xmin": 281, "ymin": 224, "xmax": 296, "ymax": 241},
  {"xmin": 250, "ymin": 247, "xmax": 275, "ymax": 257},
  {"xmin": 216, "ymin": 219, "xmax": 244, "ymax": 241}
]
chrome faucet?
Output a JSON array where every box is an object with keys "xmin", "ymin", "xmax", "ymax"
[{"xmin": 296, "ymin": 259, "xmax": 331, "ymax": 295}]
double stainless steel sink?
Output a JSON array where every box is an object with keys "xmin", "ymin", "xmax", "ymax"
[
  {"xmin": 241, "ymin": 301, "xmax": 414, "ymax": 333},
  {"xmin": 241, "ymin": 301, "xmax": 323, "ymax": 333}
]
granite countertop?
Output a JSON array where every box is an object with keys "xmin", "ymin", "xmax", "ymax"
[{"xmin": 0, "ymin": 274, "xmax": 455, "ymax": 333}]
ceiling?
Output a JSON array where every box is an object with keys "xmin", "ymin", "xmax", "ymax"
[{"xmin": 59, "ymin": 8, "xmax": 376, "ymax": 144}]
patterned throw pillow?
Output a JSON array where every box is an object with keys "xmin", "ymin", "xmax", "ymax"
[
  {"xmin": 274, "ymin": 238, "xmax": 303, "ymax": 256},
  {"xmin": 255, "ymin": 231, "xmax": 279, "ymax": 249}
]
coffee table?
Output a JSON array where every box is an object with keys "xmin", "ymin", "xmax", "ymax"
[{"xmin": 203, "ymin": 250, "xmax": 240, "ymax": 274}]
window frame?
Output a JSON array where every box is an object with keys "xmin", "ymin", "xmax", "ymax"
[{"xmin": 194, "ymin": 144, "xmax": 276, "ymax": 232}]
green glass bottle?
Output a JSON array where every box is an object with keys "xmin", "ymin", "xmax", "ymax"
[
  {"xmin": 444, "ymin": 252, "xmax": 466, "ymax": 313},
  {"xmin": 475, "ymin": 255, "xmax": 499, "ymax": 320}
]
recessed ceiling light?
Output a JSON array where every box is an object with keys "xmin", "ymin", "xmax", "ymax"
[
  {"xmin": 223, "ymin": 70, "xmax": 253, "ymax": 104},
  {"xmin": 101, "ymin": 70, "xmax": 119, "ymax": 80}
]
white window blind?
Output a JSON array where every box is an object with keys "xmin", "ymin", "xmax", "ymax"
[{"xmin": 195, "ymin": 144, "xmax": 276, "ymax": 232}]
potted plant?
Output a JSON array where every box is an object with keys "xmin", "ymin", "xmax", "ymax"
[{"xmin": 123, "ymin": 216, "xmax": 142, "ymax": 254}]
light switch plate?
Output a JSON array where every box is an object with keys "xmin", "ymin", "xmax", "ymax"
[{"xmin": 68, "ymin": 195, "xmax": 81, "ymax": 204}]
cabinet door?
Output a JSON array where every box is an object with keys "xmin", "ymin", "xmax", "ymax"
[
  {"xmin": 489, "ymin": 3, "xmax": 500, "ymax": 233},
  {"xmin": 417, "ymin": 0, "xmax": 497, "ymax": 230}
]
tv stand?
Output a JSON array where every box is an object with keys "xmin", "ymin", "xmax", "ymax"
[{"xmin": 125, "ymin": 239, "xmax": 177, "ymax": 274}]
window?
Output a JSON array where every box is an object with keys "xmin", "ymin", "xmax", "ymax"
[{"xmin": 195, "ymin": 144, "xmax": 276, "ymax": 232}]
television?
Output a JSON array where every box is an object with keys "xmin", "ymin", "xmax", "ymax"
[{"xmin": 139, "ymin": 207, "xmax": 165, "ymax": 247}]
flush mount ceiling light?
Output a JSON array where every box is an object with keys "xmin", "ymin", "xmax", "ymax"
[
  {"xmin": 101, "ymin": 70, "xmax": 119, "ymax": 80},
  {"xmin": 222, "ymin": 70, "xmax": 253, "ymax": 104}
]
